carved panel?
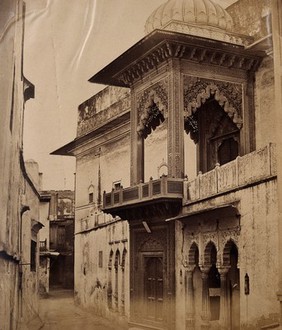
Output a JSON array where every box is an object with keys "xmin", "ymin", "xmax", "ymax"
[{"xmin": 136, "ymin": 229, "xmax": 167, "ymax": 253}]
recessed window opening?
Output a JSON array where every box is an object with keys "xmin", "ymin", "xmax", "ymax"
[
  {"xmin": 88, "ymin": 185, "xmax": 94, "ymax": 204},
  {"xmin": 208, "ymin": 244, "xmax": 220, "ymax": 321},
  {"xmin": 138, "ymin": 99, "xmax": 167, "ymax": 182},
  {"xmin": 30, "ymin": 240, "xmax": 36, "ymax": 272},
  {"xmin": 184, "ymin": 96, "xmax": 240, "ymax": 174}
]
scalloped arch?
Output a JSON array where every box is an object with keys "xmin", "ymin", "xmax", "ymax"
[
  {"xmin": 188, "ymin": 242, "xmax": 199, "ymax": 266},
  {"xmin": 222, "ymin": 239, "xmax": 239, "ymax": 267},
  {"xmin": 137, "ymin": 82, "xmax": 168, "ymax": 138},
  {"xmin": 184, "ymin": 81, "xmax": 243, "ymax": 130},
  {"xmin": 203, "ymin": 240, "xmax": 218, "ymax": 266}
]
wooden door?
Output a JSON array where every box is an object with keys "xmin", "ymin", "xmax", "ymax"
[{"xmin": 144, "ymin": 256, "xmax": 164, "ymax": 323}]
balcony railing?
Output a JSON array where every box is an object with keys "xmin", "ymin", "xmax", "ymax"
[
  {"xmin": 185, "ymin": 143, "xmax": 277, "ymax": 203},
  {"xmin": 103, "ymin": 176, "xmax": 183, "ymax": 209}
]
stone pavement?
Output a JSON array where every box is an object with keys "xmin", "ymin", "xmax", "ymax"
[{"xmin": 38, "ymin": 289, "xmax": 126, "ymax": 330}]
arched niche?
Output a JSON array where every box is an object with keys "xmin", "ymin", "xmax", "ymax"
[{"xmin": 184, "ymin": 77, "xmax": 243, "ymax": 174}]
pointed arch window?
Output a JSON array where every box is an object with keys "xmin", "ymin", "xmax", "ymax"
[{"xmin": 88, "ymin": 185, "xmax": 94, "ymax": 204}]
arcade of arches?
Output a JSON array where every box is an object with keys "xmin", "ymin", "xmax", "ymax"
[{"xmin": 184, "ymin": 239, "xmax": 240, "ymax": 329}]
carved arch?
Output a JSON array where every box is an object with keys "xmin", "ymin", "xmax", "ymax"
[
  {"xmin": 121, "ymin": 248, "xmax": 127, "ymax": 270},
  {"xmin": 114, "ymin": 249, "xmax": 120, "ymax": 270},
  {"xmin": 203, "ymin": 241, "xmax": 217, "ymax": 267},
  {"xmin": 136, "ymin": 81, "xmax": 168, "ymax": 138},
  {"xmin": 188, "ymin": 242, "xmax": 199, "ymax": 266},
  {"xmin": 222, "ymin": 239, "xmax": 239, "ymax": 267},
  {"xmin": 184, "ymin": 78, "xmax": 243, "ymax": 130}
]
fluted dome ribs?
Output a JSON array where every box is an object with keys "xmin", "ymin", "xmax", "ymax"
[{"xmin": 145, "ymin": 0, "xmax": 234, "ymax": 35}]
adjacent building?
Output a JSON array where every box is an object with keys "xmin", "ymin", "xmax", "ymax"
[
  {"xmin": 0, "ymin": 1, "xmax": 45, "ymax": 329},
  {"xmin": 53, "ymin": 0, "xmax": 282, "ymax": 329},
  {"xmin": 39, "ymin": 190, "xmax": 75, "ymax": 294}
]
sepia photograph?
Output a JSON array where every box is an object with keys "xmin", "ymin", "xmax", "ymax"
[{"xmin": 1, "ymin": 0, "xmax": 282, "ymax": 329}]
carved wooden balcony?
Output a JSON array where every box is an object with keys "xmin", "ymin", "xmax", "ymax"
[{"xmin": 103, "ymin": 176, "xmax": 184, "ymax": 220}]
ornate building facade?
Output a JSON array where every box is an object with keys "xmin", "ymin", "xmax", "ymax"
[{"xmin": 54, "ymin": 0, "xmax": 282, "ymax": 329}]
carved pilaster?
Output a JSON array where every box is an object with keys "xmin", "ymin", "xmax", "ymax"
[
  {"xmin": 168, "ymin": 59, "xmax": 184, "ymax": 178},
  {"xmin": 130, "ymin": 88, "xmax": 144, "ymax": 185},
  {"xmin": 244, "ymin": 73, "xmax": 256, "ymax": 154},
  {"xmin": 218, "ymin": 267, "xmax": 230, "ymax": 329},
  {"xmin": 200, "ymin": 267, "xmax": 211, "ymax": 329},
  {"xmin": 185, "ymin": 267, "xmax": 195, "ymax": 330}
]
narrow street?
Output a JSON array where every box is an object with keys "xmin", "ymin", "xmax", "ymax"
[{"xmin": 38, "ymin": 289, "xmax": 126, "ymax": 330}]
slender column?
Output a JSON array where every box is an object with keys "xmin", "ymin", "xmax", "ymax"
[
  {"xmin": 121, "ymin": 265, "xmax": 125, "ymax": 315},
  {"xmin": 114, "ymin": 263, "xmax": 118, "ymax": 310},
  {"xmin": 200, "ymin": 267, "xmax": 210, "ymax": 329},
  {"xmin": 107, "ymin": 255, "xmax": 113, "ymax": 310},
  {"xmin": 218, "ymin": 267, "xmax": 230, "ymax": 329},
  {"xmin": 185, "ymin": 267, "xmax": 195, "ymax": 330}
]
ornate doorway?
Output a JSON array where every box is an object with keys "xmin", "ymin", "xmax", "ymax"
[{"xmin": 130, "ymin": 221, "xmax": 175, "ymax": 330}]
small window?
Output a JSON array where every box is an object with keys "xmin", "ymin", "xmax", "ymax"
[
  {"xmin": 99, "ymin": 251, "xmax": 103, "ymax": 268},
  {"xmin": 30, "ymin": 240, "xmax": 36, "ymax": 272},
  {"xmin": 113, "ymin": 180, "xmax": 122, "ymax": 190},
  {"xmin": 88, "ymin": 184, "xmax": 94, "ymax": 203}
]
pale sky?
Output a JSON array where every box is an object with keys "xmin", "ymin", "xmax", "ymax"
[{"xmin": 23, "ymin": 0, "xmax": 236, "ymax": 191}]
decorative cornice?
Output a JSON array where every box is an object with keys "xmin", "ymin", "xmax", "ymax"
[
  {"xmin": 117, "ymin": 40, "xmax": 262, "ymax": 87},
  {"xmin": 89, "ymin": 30, "xmax": 262, "ymax": 88}
]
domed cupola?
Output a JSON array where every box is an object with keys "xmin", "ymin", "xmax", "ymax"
[{"xmin": 145, "ymin": 0, "xmax": 236, "ymax": 43}]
